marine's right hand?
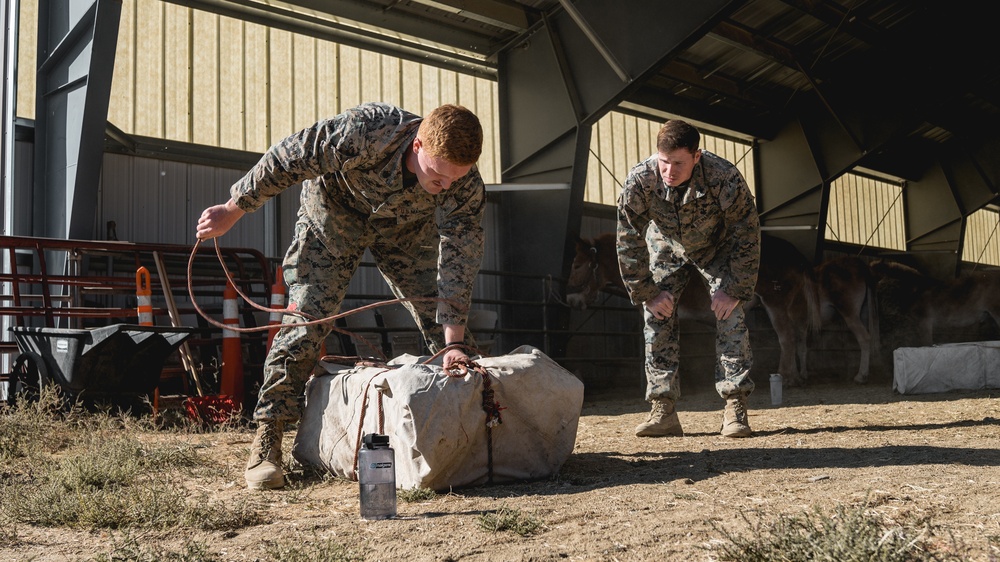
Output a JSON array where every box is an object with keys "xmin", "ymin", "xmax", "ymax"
[
  {"xmin": 196, "ymin": 199, "xmax": 245, "ymax": 240},
  {"xmin": 644, "ymin": 290, "xmax": 675, "ymax": 320}
]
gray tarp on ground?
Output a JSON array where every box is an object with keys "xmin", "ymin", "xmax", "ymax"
[
  {"xmin": 291, "ymin": 345, "xmax": 584, "ymax": 491},
  {"xmin": 893, "ymin": 341, "xmax": 1000, "ymax": 394}
]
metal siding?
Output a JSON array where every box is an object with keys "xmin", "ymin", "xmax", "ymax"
[
  {"xmin": 381, "ymin": 54, "xmax": 402, "ymax": 106},
  {"xmin": 584, "ymin": 112, "xmax": 757, "ymax": 208},
  {"xmin": 293, "ymin": 34, "xmax": 317, "ymax": 132},
  {"xmin": 14, "ymin": 0, "xmax": 35, "ymax": 119},
  {"xmin": 268, "ymin": 29, "xmax": 294, "ymax": 144},
  {"xmin": 339, "ymin": 45, "xmax": 362, "ymax": 111},
  {"xmin": 134, "ymin": 0, "xmax": 164, "ymax": 138},
  {"xmin": 109, "ymin": 0, "xmax": 134, "ymax": 132},
  {"xmin": 825, "ymin": 174, "xmax": 905, "ymax": 251},
  {"xmin": 316, "ymin": 41, "xmax": 340, "ymax": 119},
  {"xmin": 192, "ymin": 9, "xmax": 220, "ymax": 146},
  {"xmin": 156, "ymin": 160, "xmax": 189, "ymax": 245},
  {"xmin": 963, "ymin": 209, "xmax": 1000, "ymax": 266},
  {"xmin": 164, "ymin": 3, "xmax": 190, "ymax": 142},
  {"xmin": 360, "ymin": 49, "xmax": 381, "ymax": 104},
  {"xmin": 244, "ymin": 24, "xmax": 269, "ymax": 153},
  {"xmin": 219, "ymin": 18, "xmax": 245, "ymax": 150},
  {"xmin": 97, "ymin": 153, "xmax": 135, "ymax": 241},
  {"xmin": 128, "ymin": 157, "xmax": 163, "ymax": 243},
  {"xmin": 474, "ymin": 76, "xmax": 498, "ymax": 184}
]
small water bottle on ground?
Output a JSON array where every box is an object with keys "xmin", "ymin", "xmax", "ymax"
[
  {"xmin": 770, "ymin": 373, "xmax": 783, "ymax": 406},
  {"xmin": 359, "ymin": 433, "xmax": 396, "ymax": 520}
]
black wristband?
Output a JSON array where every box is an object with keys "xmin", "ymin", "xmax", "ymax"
[{"xmin": 446, "ymin": 341, "xmax": 463, "ymax": 347}]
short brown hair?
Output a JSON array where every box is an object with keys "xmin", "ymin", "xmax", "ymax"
[
  {"xmin": 656, "ymin": 119, "xmax": 700, "ymax": 154},
  {"xmin": 417, "ymin": 104, "xmax": 483, "ymax": 166}
]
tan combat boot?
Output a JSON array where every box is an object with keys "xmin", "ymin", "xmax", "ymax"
[
  {"xmin": 721, "ymin": 395, "xmax": 752, "ymax": 438},
  {"xmin": 635, "ymin": 399, "xmax": 684, "ymax": 437},
  {"xmin": 245, "ymin": 420, "xmax": 285, "ymax": 490}
]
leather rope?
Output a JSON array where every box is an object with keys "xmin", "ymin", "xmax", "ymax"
[{"xmin": 187, "ymin": 238, "xmax": 488, "ymax": 362}]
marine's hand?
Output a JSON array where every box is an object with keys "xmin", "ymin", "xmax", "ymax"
[
  {"xmin": 711, "ymin": 289, "xmax": 740, "ymax": 320},
  {"xmin": 196, "ymin": 199, "xmax": 245, "ymax": 240},
  {"xmin": 442, "ymin": 347, "xmax": 470, "ymax": 372},
  {"xmin": 644, "ymin": 290, "xmax": 675, "ymax": 320}
]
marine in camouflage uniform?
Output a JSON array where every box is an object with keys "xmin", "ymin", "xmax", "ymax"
[
  {"xmin": 617, "ymin": 119, "xmax": 760, "ymax": 438},
  {"xmin": 196, "ymin": 102, "xmax": 486, "ymax": 488}
]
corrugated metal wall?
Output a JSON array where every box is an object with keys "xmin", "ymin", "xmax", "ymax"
[
  {"xmin": 825, "ymin": 173, "xmax": 906, "ymax": 251},
  {"xmin": 586, "ymin": 112, "xmax": 756, "ymax": 207},
  {"xmin": 963, "ymin": 208, "xmax": 1000, "ymax": 266}
]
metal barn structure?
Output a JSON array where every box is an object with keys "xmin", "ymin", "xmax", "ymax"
[{"xmin": 4, "ymin": 0, "xmax": 1000, "ymax": 394}]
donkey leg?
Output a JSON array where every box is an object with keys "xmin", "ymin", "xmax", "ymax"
[{"xmin": 840, "ymin": 311, "xmax": 871, "ymax": 384}]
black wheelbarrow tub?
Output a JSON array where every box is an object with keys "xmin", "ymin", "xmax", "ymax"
[{"xmin": 9, "ymin": 324, "xmax": 196, "ymax": 398}]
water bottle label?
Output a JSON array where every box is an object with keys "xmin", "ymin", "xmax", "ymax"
[{"xmin": 370, "ymin": 462, "xmax": 393, "ymax": 469}]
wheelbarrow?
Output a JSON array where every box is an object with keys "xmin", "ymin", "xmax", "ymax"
[{"xmin": 6, "ymin": 323, "xmax": 196, "ymax": 411}]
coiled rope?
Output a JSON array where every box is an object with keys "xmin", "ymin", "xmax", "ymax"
[{"xmin": 187, "ymin": 237, "xmax": 485, "ymax": 363}]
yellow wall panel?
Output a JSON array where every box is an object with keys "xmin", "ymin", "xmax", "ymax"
[
  {"xmin": 268, "ymin": 29, "xmax": 294, "ymax": 142},
  {"xmin": 134, "ymin": 0, "xmax": 164, "ymax": 138},
  {"xmin": 825, "ymin": 174, "xmax": 905, "ymax": 251},
  {"xmin": 610, "ymin": 113, "xmax": 627, "ymax": 202},
  {"xmin": 108, "ymin": 0, "xmax": 135, "ymax": 131},
  {"xmin": 218, "ymin": 18, "xmax": 245, "ymax": 150},
  {"xmin": 15, "ymin": 0, "xmax": 37, "ymax": 119},
  {"xmin": 622, "ymin": 115, "xmax": 639, "ymax": 193},
  {"xmin": 596, "ymin": 119, "xmax": 616, "ymax": 204},
  {"xmin": 963, "ymin": 208, "xmax": 1000, "ymax": 266},
  {"xmin": 292, "ymin": 34, "xmax": 317, "ymax": 133},
  {"xmin": 338, "ymin": 46, "xmax": 361, "ymax": 111},
  {"xmin": 163, "ymin": 3, "xmax": 190, "ymax": 142},
  {"xmin": 456, "ymin": 73, "xmax": 475, "ymax": 111},
  {"xmin": 316, "ymin": 42, "xmax": 340, "ymax": 118},
  {"xmin": 474, "ymin": 78, "xmax": 498, "ymax": 184},
  {"xmin": 400, "ymin": 60, "xmax": 422, "ymax": 113},
  {"xmin": 359, "ymin": 50, "xmax": 381, "ymax": 104},
  {"xmin": 243, "ymin": 25, "xmax": 269, "ymax": 152},
  {"xmin": 191, "ymin": 10, "xmax": 219, "ymax": 146},
  {"xmin": 438, "ymin": 69, "xmax": 457, "ymax": 106},
  {"xmin": 418, "ymin": 66, "xmax": 439, "ymax": 116},
  {"xmin": 380, "ymin": 56, "xmax": 402, "ymax": 107}
]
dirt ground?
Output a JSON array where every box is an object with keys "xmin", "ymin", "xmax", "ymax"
[{"xmin": 5, "ymin": 378, "xmax": 1000, "ymax": 562}]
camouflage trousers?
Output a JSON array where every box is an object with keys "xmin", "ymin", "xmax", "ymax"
[
  {"xmin": 252, "ymin": 211, "xmax": 446, "ymax": 423},
  {"xmin": 643, "ymin": 265, "xmax": 755, "ymax": 402}
]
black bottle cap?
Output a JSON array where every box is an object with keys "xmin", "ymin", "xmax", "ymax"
[{"xmin": 362, "ymin": 433, "xmax": 390, "ymax": 449}]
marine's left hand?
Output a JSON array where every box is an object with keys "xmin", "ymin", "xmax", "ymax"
[{"xmin": 711, "ymin": 289, "xmax": 740, "ymax": 320}]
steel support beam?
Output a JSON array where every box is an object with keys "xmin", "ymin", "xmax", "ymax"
[
  {"xmin": 495, "ymin": 0, "xmax": 738, "ymax": 352},
  {"xmin": 32, "ymin": 0, "xmax": 121, "ymax": 241},
  {"xmin": 2, "ymin": 0, "xmax": 16, "ymax": 237}
]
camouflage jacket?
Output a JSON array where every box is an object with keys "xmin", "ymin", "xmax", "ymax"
[
  {"xmin": 616, "ymin": 150, "xmax": 760, "ymax": 304},
  {"xmin": 230, "ymin": 102, "xmax": 486, "ymax": 325}
]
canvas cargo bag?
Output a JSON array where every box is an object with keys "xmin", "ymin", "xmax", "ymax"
[{"xmin": 291, "ymin": 345, "xmax": 584, "ymax": 491}]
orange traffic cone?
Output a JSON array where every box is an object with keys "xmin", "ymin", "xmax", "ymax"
[
  {"xmin": 220, "ymin": 280, "xmax": 244, "ymax": 406},
  {"xmin": 136, "ymin": 267, "xmax": 153, "ymax": 326},
  {"xmin": 267, "ymin": 266, "xmax": 286, "ymax": 352}
]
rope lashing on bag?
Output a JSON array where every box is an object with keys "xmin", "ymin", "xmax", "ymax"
[
  {"xmin": 472, "ymin": 363, "xmax": 505, "ymax": 484},
  {"xmin": 351, "ymin": 367, "xmax": 392, "ymax": 481}
]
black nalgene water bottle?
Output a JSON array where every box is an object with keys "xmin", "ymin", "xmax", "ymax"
[{"xmin": 358, "ymin": 433, "xmax": 397, "ymax": 520}]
